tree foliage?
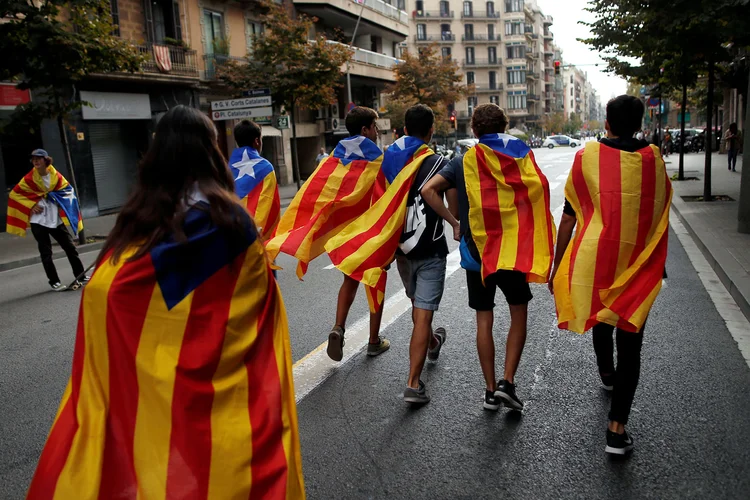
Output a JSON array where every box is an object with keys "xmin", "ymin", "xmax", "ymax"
[{"xmin": 541, "ymin": 111, "xmax": 566, "ymax": 134}]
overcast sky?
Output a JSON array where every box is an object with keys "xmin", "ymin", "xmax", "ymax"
[{"xmin": 537, "ymin": 0, "xmax": 627, "ymax": 102}]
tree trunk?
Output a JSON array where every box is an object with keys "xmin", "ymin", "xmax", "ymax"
[
  {"xmin": 289, "ymin": 100, "xmax": 302, "ymax": 190},
  {"xmin": 704, "ymin": 58, "xmax": 714, "ymax": 202},
  {"xmin": 56, "ymin": 101, "xmax": 85, "ymax": 244},
  {"xmin": 738, "ymin": 70, "xmax": 750, "ymax": 233},
  {"xmin": 678, "ymin": 82, "xmax": 688, "ymax": 180}
]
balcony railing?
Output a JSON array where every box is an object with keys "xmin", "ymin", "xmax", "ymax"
[
  {"xmin": 461, "ymin": 10, "xmax": 500, "ymax": 19},
  {"xmin": 462, "ymin": 58, "xmax": 503, "ymax": 68},
  {"xmin": 326, "ymin": 40, "xmax": 403, "ymax": 69},
  {"xmin": 413, "ymin": 10, "xmax": 454, "ymax": 19},
  {"xmin": 136, "ymin": 44, "xmax": 199, "ymax": 78},
  {"xmin": 474, "ymin": 83, "xmax": 503, "ymax": 93},
  {"xmin": 543, "ymin": 15, "xmax": 553, "ymax": 25},
  {"xmin": 356, "ymin": 0, "xmax": 409, "ymax": 24},
  {"xmin": 462, "ymin": 34, "xmax": 499, "ymax": 43},
  {"xmin": 543, "ymin": 31, "xmax": 553, "ymax": 40},
  {"xmin": 527, "ymin": 94, "xmax": 540, "ymax": 101},
  {"xmin": 415, "ymin": 34, "xmax": 456, "ymax": 43},
  {"xmin": 525, "ymin": 51, "xmax": 537, "ymax": 59},
  {"xmin": 526, "ymin": 71, "xmax": 540, "ymax": 80},
  {"xmin": 202, "ymin": 53, "xmax": 248, "ymax": 80},
  {"xmin": 507, "ymin": 108, "xmax": 528, "ymax": 116},
  {"xmin": 526, "ymin": 32, "xmax": 539, "ymax": 40}
]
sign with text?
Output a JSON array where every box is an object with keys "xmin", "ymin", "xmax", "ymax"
[
  {"xmin": 277, "ymin": 116, "xmax": 289, "ymax": 129},
  {"xmin": 0, "ymin": 84, "xmax": 31, "ymax": 110},
  {"xmin": 242, "ymin": 88, "xmax": 271, "ymax": 98},
  {"xmin": 212, "ymin": 106, "xmax": 273, "ymax": 121},
  {"xmin": 80, "ymin": 91, "xmax": 151, "ymax": 120},
  {"xmin": 211, "ymin": 96, "xmax": 272, "ymax": 111}
]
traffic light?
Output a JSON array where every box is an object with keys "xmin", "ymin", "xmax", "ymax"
[
  {"xmin": 450, "ymin": 114, "xmax": 456, "ymax": 128},
  {"xmin": 554, "ymin": 60, "xmax": 561, "ymax": 76}
]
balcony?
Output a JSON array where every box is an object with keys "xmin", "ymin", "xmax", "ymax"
[
  {"xmin": 463, "ymin": 58, "xmax": 503, "ymax": 68},
  {"xmin": 526, "ymin": 33, "xmax": 539, "ymax": 40},
  {"xmin": 202, "ymin": 54, "xmax": 248, "ymax": 81},
  {"xmin": 462, "ymin": 34, "xmax": 500, "ymax": 43},
  {"xmin": 460, "ymin": 10, "xmax": 500, "ymax": 19},
  {"xmin": 544, "ymin": 47, "xmax": 554, "ymax": 56},
  {"xmin": 473, "ymin": 83, "xmax": 503, "ymax": 93},
  {"xmin": 527, "ymin": 94, "xmax": 540, "ymax": 102},
  {"xmin": 526, "ymin": 72, "xmax": 539, "ymax": 80},
  {"xmin": 543, "ymin": 31, "xmax": 553, "ymax": 41},
  {"xmin": 294, "ymin": 0, "xmax": 409, "ymax": 36},
  {"xmin": 413, "ymin": 10, "xmax": 454, "ymax": 19},
  {"xmin": 325, "ymin": 40, "xmax": 402, "ymax": 81},
  {"xmin": 543, "ymin": 15, "xmax": 554, "ymax": 26},
  {"xmin": 525, "ymin": 50, "xmax": 537, "ymax": 60},
  {"xmin": 136, "ymin": 44, "xmax": 200, "ymax": 79},
  {"xmin": 507, "ymin": 108, "xmax": 528, "ymax": 117},
  {"xmin": 414, "ymin": 34, "xmax": 456, "ymax": 43}
]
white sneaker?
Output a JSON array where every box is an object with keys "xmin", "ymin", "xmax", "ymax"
[{"xmin": 51, "ymin": 282, "xmax": 65, "ymax": 292}]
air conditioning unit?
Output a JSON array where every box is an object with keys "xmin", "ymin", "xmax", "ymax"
[
  {"xmin": 316, "ymin": 107, "xmax": 327, "ymax": 120},
  {"xmin": 325, "ymin": 117, "xmax": 339, "ymax": 132},
  {"xmin": 330, "ymin": 103, "xmax": 340, "ymax": 118}
]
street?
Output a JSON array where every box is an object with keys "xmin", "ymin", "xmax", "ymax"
[{"xmin": 2, "ymin": 146, "xmax": 750, "ymax": 499}]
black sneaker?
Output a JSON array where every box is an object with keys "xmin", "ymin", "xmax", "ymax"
[
  {"xmin": 496, "ymin": 379, "xmax": 524, "ymax": 411},
  {"xmin": 605, "ymin": 429, "xmax": 634, "ymax": 455},
  {"xmin": 427, "ymin": 327, "xmax": 447, "ymax": 361},
  {"xmin": 404, "ymin": 380, "xmax": 430, "ymax": 405},
  {"xmin": 483, "ymin": 389, "xmax": 503, "ymax": 411},
  {"xmin": 600, "ymin": 373, "xmax": 614, "ymax": 391}
]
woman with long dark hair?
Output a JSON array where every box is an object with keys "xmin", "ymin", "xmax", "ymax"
[{"xmin": 27, "ymin": 106, "xmax": 305, "ymax": 500}]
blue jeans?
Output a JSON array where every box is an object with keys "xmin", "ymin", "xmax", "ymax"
[
  {"xmin": 728, "ymin": 149, "xmax": 738, "ymax": 170},
  {"xmin": 396, "ymin": 255, "xmax": 447, "ymax": 311}
]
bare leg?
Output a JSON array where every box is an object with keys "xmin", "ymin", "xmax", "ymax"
[
  {"xmin": 503, "ymin": 304, "xmax": 528, "ymax": 384},
  {"xmin": 407, "ymin": 308, "xmax": 435, "ymax": 388},
  {"xmin": 476, "ymin": 310, "xmax": 496, "ymax": 392},
  {"xmin": 335, "ymin": 274, "xmax": 359, "ymax": 329},
  {"xmin": 369, "ymin": 305, "xmax": 384, "ymax": 344}
]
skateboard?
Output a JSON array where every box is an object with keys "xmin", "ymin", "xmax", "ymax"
[{"xmin": 62, "ymin": 262, "xmax": 97, "ymax": 291}]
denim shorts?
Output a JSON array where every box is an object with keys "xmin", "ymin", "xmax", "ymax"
[{"xmin": 396, "ymin": 255, "xmax": 447, "ymax": 311}]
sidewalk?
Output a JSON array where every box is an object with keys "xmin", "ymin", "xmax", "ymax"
[
  {"xmin": 0, "ymin": 183, "xmax": 300, "ymax": 272},
  {"xmin": 667, "ymin": 151, "xmax": 750, "ymax": 321}
]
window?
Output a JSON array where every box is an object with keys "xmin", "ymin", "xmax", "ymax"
[
  {"xmin": 487, "ymin": 24, "xmax": 495, "ymax": 40},
  {"xmin": 506, "ymin": 44, "xmax": 525, "ymax": 59},
  {"xmin": 203, "ymin": 10, "xmax": 224, "ymax": 54},
  {"xmin": 467, "ymin": 71, "xmax": 475, "ymax": 84},
  {"xmin": 417, "ymin": 24, "xmax": 426, "ymax": 40},
  {"xmin": 490, "ymin": 95, "xmax": 499, "ymax": 105},
  {"xmin": 442, "ymin": 47, "xmax": 452, "ymax": 59},
  {"xmin": 486, "ymin": 1, "xmax": 495, "ymax": 15},
  {"xmin": 441, "ymin": 23, "xmax": 452, "ymax": 39},
  {"xmin": 463, "ymin": 1, "xmax": 473, "ymax": 16},
  {"xmin": 505, "ymin": 21, "xmax": 523, "ymax": 35},
  {"xmin": 416, "ymin": 0, "xmax": 424, "ymax": 12},
  {"xmin": 489, "ymin": 71, "xmax": 497, "ymax": 89},
  {"xmin": 466, "ymin": 47, "xmax": 475, "ymax": 63},
  {"xmin": 439, "ymin": 0, "xmax": 450, "ymax": 15},
  {"xmin": 468, "ymin": 96, "xmax": 478, "ymax": 113},
  {"xmin": 570, "ymin": 87, "xmax": 573, "ymax": 96},
  {"xmin": 570, "ymin": 75, "xmax": 574, "ymax": 84},
  {"xmin": 506, "ymin": 67, "xmax": 525, "ymax": 84},
  {"xmin": 247, "ymin": 20, "xmax": 263, "ymax": 53},
  {"xmin": 507, "ymin": 92, "xmax": 527, "ymax": 109},
  {"xmin": 109, "ymin": 0, "xmax": 120, "ymax": 36},
  {"xmin": 488, "ymin": 46, "xmax": 497, "ymax": 62},
  {"xmin": 398, "ymin": 0, "xmax": 406, "ymax": 9},
  {"xmin": 151, "ymin": 0, "xmax": 183, "ymax": 43},
  {"xmin": 570, "ymin": 99, "xmax": 574, "ymax": 108},
  {"xmin": 465, "ymin": 24, "xmax": 474, "ymax": 39},
  {"xmin": 505, "ymin": 0, "xmax": 523, "ymax": 12}
]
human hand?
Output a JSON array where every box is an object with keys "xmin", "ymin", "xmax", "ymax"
[
  {"xmin": 452, "ymin": 222, "xmax": 460, "ymax": 242},
  {"xmin": 548, "ymin": 268, "xmax": 557, "ymax": 294},
  {"xmin": 31, "ymin": 204, "xmax": 43, "ymax": 215}
]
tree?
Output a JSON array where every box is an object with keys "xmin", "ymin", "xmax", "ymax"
[
  {"xmin": 0, "ymin": 0, "xmax": 144, "ymax": 241},
  {"xmin": 566, "ymin": 112, "xmax": 583, "ymax": 135},
  {"xmin": 541, "ymin": 111, "xmax": 566, "ymax": 135},
  {"xmin": 218, "ymin": 0, "xmax": 351, "ymax": 189}
]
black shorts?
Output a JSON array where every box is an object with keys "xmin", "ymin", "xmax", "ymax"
[{"xmin": 466, "ymin": 269, "xmax": 532, "ymax": 310}]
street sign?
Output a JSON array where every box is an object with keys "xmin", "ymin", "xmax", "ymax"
[
  {"xmin": 212, "ymin": 106, "xmax": 273, "ymax": 121},
  {"xmin": 277, "ymin": 116, "xmax": 290, "ymax": 129},
  {"xmin": 242, "ymin": 88, "xmax": 271, "ymax": 97},
  {"xmin": 255, "ymin": 116, "xmax": 272, "ymax": 125},
  {"xmin": 211, "ymin": 96, "xmax": 272, "ymax": 111}
]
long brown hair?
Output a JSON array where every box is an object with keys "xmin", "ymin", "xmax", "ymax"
[{"xmin": 98, "ymin": 105, "xmax": 247, "ymax": 264}]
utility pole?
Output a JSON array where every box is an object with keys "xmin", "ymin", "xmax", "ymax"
[{"xmin": 346, "ymin": 0, "xmax": 367, "ymax": 107}]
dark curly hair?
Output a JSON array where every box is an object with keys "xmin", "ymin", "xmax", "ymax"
[{"xmin": 470, "ymin": 103, "xmax": 509, "ymax": 137}]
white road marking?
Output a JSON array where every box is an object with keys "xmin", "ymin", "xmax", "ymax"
[
  {"xmin": 543, "ymin": 164, "xmax": 553, "ymax": 170},
  {"xmin": 323, "ymin": 263, "xmax": 336, "ymax": 270},
  {"xmin": 556, "ymin": 174, "xmax": 568, "ymax": 181},
  {"xmin": 293, "ymin": 249, "xmax": 462, "ymax": 402},
  {"xmin": 670, "ymin": 213, "xmax": 750, "ymax": 368}
]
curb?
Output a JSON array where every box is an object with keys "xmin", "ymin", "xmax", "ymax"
[
  {"xmin": 0, "ymin": 241, "xmax": 106, "ymax": 273},
  {"xmin": 670, "ymin": 198, "xmax": 750, "ymax": 323}
]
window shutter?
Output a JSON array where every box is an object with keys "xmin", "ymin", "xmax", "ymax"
[
  {"xmin": 143, "ymin": 0, "xmax": 155, "ymax": 43},
  {"xmin": 172, "ymin": 0, "xmax": 183, "ymax": 41}
]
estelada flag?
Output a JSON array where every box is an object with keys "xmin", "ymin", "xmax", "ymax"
[
  {"xmin": 553, "ymin": 142, "xmax": 672, "ymax": 333},
  {"xmin": 229, "ymin": 146, "xmax": 281, "ymax": 240},
  {"xmin": 464, "ymin": 133, "xmax": 555, "ymax": 283},
  {"xmin": 6, "ymin": 166, "xmax": 84, "ymax": 237},
  {"xmin": 27, "ymin": 205, "xmax": 304, "ymax": 500},
  {"xmin": 265, "ymin": 135, "xmax": 383, "ymax": 279},
  {"xmin": 325, "ymin": 137, "xmax": 433, "ymax": 312}
]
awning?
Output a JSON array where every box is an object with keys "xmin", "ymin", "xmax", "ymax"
[{"xmin": 261, "ymin": 125, "xmax": 282, "ymax": 137}]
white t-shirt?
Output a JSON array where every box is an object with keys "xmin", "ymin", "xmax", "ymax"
[{"xmin": 29, "ymin": 174, "xmax": 62, "ymax": 229}]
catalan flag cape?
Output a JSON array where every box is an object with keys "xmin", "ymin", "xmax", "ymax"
[
  {"xmin": 552, "ymin": 142, "xmax": 672, "ymax": 334},
  {"xmin": 265, "ymin": 135, "xmax": 383, "ymax": 279},
  {"xmin": 325, "ymin": 136, "xmax": 434, "ymax": 312},
  {"xmin": 464, "ymin": 133, "xmax": 555, "ymax": 283},
  {"xmin": 6, "ymin": 166, "xmax": 83, "ymax": 237},
  {"xmin": 230, "ymin": 146, "xmax": 281, "ymax": 240},
  {"xmin": 27, "ymin": 205, "xmax": 304, "ymax": 500}
]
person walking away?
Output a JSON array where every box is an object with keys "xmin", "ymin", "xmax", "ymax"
[
  {"xmin": 549, "ymin": 95, "xmax": 672, "ymax": 455},
  {"xmin": 26, "ymin": 106, "xmax": 305, "ymax": 499},
  {"xmin": 6, "ymin": 149, "xmax": 86, "ymax": 290},
  {"xmin": 229, "ymin": 120, "xmax": 280, "ymax": 240},
  {"xmin": 315, "ymin": 147, "xmax": 328, "ymax": 164},
  {"xmin": 266, "ymin": 107, "xmax": 390, "ymax": 361},
  {"xmin": 726, "ymin": 123, "xmax": 741, "ymax": 171},
  {"xmin": 662, "ymin": 130, "xmax": 672, "ymax": 158},
  {"xmin": 421, "ymin": 104, "xmax": 556, "ymax": 412}
]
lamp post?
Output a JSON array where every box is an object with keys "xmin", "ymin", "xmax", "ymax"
[{"xmin": 346, "ymin": 0, "xmax": 368, "ymax": 106}]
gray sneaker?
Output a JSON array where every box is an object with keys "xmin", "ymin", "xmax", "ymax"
[
  {"xmin": 327, "ymin": 326, "xmax": 345, "ymax": 362},
  {"xmin": 403, "ymin": 380, "xmax": 430, "ymax": 405},
  {"xmin": 367, "ymin": 336, "xmax": 390, "ymax": 357},
  {"xmin": 50, "ymin": 282, "xmax": 65, "ymax": 292},
  {"xmin": 427, "ymin": 327, "xmax": 447, "ymax": 361}
]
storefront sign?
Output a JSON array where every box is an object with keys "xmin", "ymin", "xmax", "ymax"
[
  {"xmin": 80, "ymin": 91, "xmax": 151, "ymax": 120},
  {"xmin": 211, "ymin": 96, "xmax": 272, "ymax": 111},
  {"xmin": 212, "ymin": 106, "xmax": 274, "ymax": 121},
  {"xmin": 0, "ymin": 83, "xmax": 31, "ymax": 110}
]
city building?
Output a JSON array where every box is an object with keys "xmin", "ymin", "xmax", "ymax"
[{"xmin": 563, "ymin": 65, "xmax": 586, "ymax": 123}]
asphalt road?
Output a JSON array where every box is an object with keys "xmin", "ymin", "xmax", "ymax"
[{"xmin": 2, "ymin": 144, "xmax": 749, "ymax": 499}]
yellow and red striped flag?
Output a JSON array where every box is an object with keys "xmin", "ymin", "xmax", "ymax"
[
  {"xmin": 27, "ymin": 205, "xmax": 304, "ymax": 500},
  {"xmin": 553, "ymin": 142, "xmax": 673, "ymax": 333},
  {"xmin": 229, "ymin": 146, "xmax": 281, "ymax": 240},
  {"xmin": 6, "ymin": 166, "xmax": 84, "ymax": 237},
  {"xmin": 325, "ymin": 137, "xmax": 434, "ymax": 312},
  {"xmin": 464, "ymin": 133, "xmax": 556, "ymax": 283},
  {"xmin": 265, "ymin": 136, "xmax": 383, "ymax": 279}
]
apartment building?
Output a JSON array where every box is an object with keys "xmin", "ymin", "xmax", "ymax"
[{"xmin": 563, "ymin": 65, "xmax": 587, "ymax": 123}]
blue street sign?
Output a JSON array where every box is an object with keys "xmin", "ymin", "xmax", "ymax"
[{"xmin": 242, "ymin": 88, "xmax": 271, "ymax": 97}]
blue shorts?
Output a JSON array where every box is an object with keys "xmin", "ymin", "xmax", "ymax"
[{"xmin": 396, "ymin": 255, "xmax": 447, "ymax": 311}]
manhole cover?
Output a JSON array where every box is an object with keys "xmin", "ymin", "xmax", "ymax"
[{"xmin": 681, "ymin": 195, "xmax": 735, "ymax": 202}]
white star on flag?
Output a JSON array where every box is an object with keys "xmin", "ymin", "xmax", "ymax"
[
  {"xmin": 341, "ymin": 136, "xmax": 366, "ymax": 158},
  {"xmin": 393, "ymin": 136, "xmax": 409, "ymax": 150},
  {"xmin": 61, "ymin": 189, "xmax": 76, "ymax": 203},
  {"xmin": 232, "ymin": 149, "xmax": 263, "ymax": 180},
  {"xmin": 497, "ymin": 133, "xmax": 517, "ymax": 148}
]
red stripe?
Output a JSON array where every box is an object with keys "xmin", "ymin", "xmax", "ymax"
[
  {"xmin": 98, "ymin": 256, "xmax": 157, "ymax": 499},
  {"xmin": 292, "ymin": 156, "xmax": 343, "ymax": 229},
  {"xmin": 496, "ymin": 151, "xmax": 534, "ymax": 273},
  {"xmin": 530, "ymin": 150, "xmax": 554, "ymax": 275},
  {"xmin": 245, "ymin": 185, "xmax": 262, "ymax": 219},
  {"xmin": 629, "ymin": 147, "xmax": 656, "ymax": 266},
  {"xmin": 266, "ymin": 189, "xmax": 281, "ymax": 237},
  {"xmin": 474, "ymin": 147, "xmax": 503, "ymax": 280},
  {"xmin": 52, "ymin": 172, "xmax": 65, "ymax": 191},
  {"xmin": 6, "ymin": 215, "xmax": 28, "ymax": 230},
  {"xmin": 8, "ymin": 198, "xmax": 32, "ymax": 216},
  {"xmin": 165, "ymin": 253, "xmax": 243, "ymax": 500},
  {"xmin": 567, "ymin": 151, "xmax": 594, "ymax": 291},
  {"xmin": 246, "ymin": 272, "xmax": 288, "ymax": 498},
  {"xmin": 27, "ymin": 296, "xmax": 89, "ymax": 499},
  {"xmin": 592, "ymin": 146, "xmax": 622, "ymax": 300},
  {"xmin": 12, "ymin": 184, "xmax": 41, "ymax": 200}
]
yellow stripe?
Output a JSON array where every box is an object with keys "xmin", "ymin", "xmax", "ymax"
[
  {"xmin": 273, "ymin": 157, "xmax": 330, "ymax": 236},
  {"xmin": 616, "ymin": 150, "xmax": 642, "ymax": 277},
  {"xmin": 206, "ymin": 246, "xmax": 267, "ymax": 499},
  {"xmin": 53, "ymin": 250, "xmax": 133, "ymax": 500},
  {"xmin": 5, "ymin": 225, "xmax": 27, "ymax": 236},
  {"xmin": 462, "ymin": 148, "xmax": 487, "ymax": 270},
  {"xmin": 517, "ymin": 155, "xmax": 554, "ymax": 282},
  {"xmin": 50, "ymin": 381, "xmax": 73, "ymax": 429},
  {"xmin": 133, "ymin": 285, "xmax": 192, "ymax": 500}
]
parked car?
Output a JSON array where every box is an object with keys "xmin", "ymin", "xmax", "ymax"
[{"xmin": 543, "ymin": 135, "xmax": 580, "ymax": 148}]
